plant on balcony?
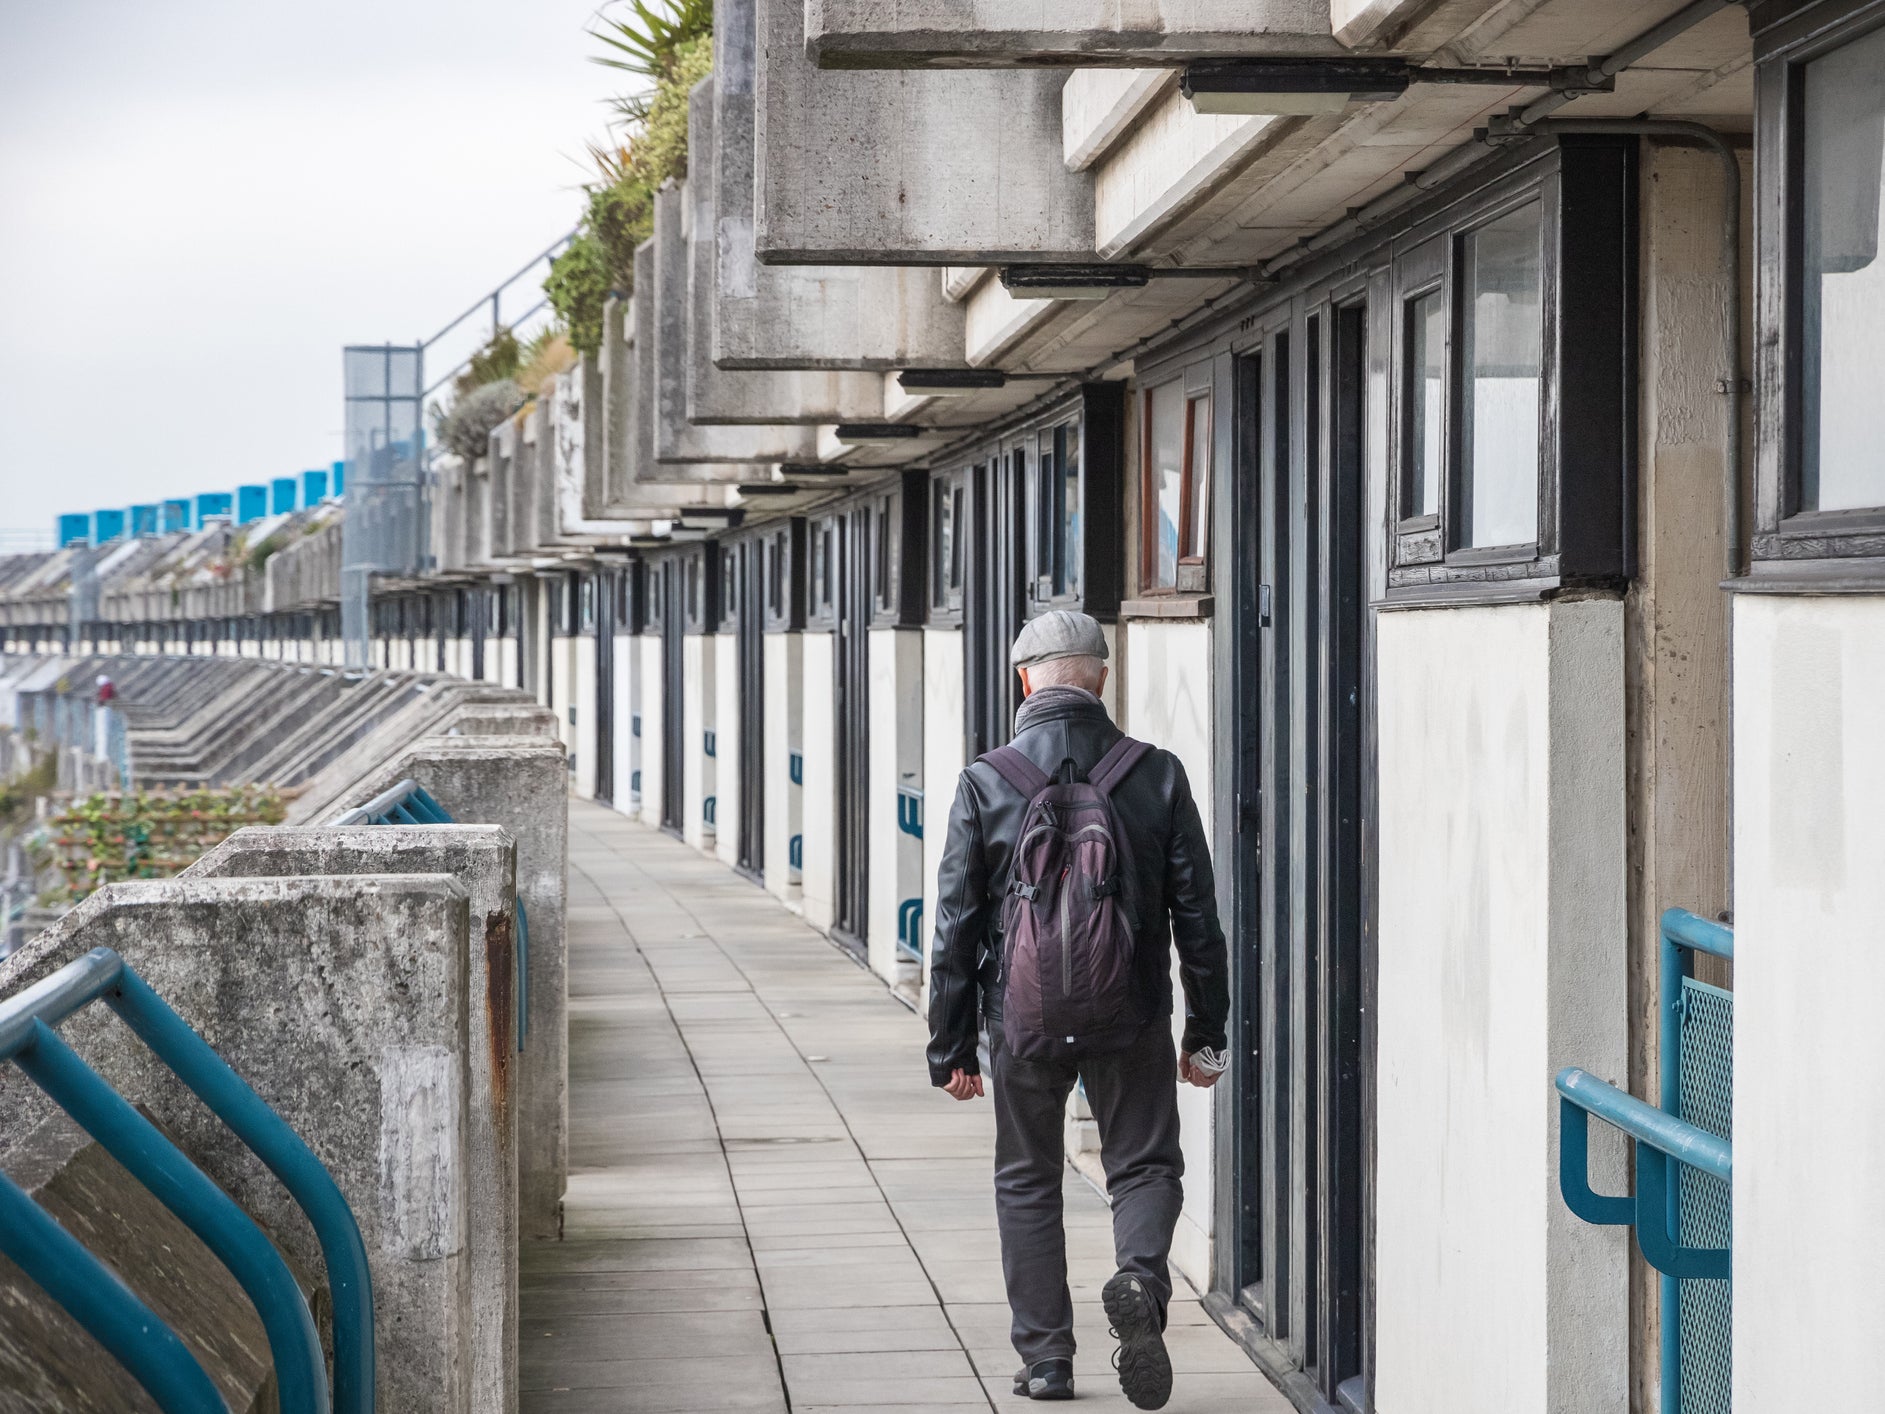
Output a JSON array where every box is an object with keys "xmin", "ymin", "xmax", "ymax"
[
  {"xmin": 546, "ymin": 1, "xmax": 713, "ymax": 354},
  {"xmin": 435, "ymin": 378, "xmax": 527, "ymax": 460},
  {"xmin": 45, "ymin": 784, "xmax": 287, "ymax": 904}
]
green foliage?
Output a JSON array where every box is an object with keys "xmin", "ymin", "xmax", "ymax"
[
  {"xmin": 47, "ymin": 785, "xmax": 286, "ymax": 904},
  {"xmin": 545, "ymin": 16, "xmax": 713, "ymax": 355},
  {"xmin": 435, "ymin": 378, "xmax": 527, "ymax": 460},
  {"xmin": 244, "ymin": 530, "xmax": 286, "ymax": 575},
  {"xmin": 0, "ymin": 752, "xmax": 57, "ymax": 827},
  {"xmin": 456, "ymin": 326, "xmax": 523, "ymax": 399},
  {"xmin": 591, "ymin": 0, "xmax": 714, "ymax": 123}
]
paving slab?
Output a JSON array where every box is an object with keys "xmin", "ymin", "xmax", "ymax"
[{"xmin": 520, "ymin": 800, "xmax": 1297, "ymax": 1414}]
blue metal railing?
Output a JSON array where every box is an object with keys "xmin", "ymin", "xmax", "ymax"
[
  {"xmin": 788, "ymin": 752, "xmax": 803, "ymax": 786},
  {"xmin": 1557, "ymin": 907, "xmax": 1733, "ymax": 1413},
  {"xmin": 0, "ymin": 947, "xmax": 374, "ymax": 1413},
  {"xmin": 896, "ymin": 898, "xmax": 924, "ymax": 964},
  {"xmin": 897, "ymin": 786, "xmax": 923, "ymax": 840},
  {"xmin": 332, "ymin": 779, "xmax": 528, "ymax": 1051}
]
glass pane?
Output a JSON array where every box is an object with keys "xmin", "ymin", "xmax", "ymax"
[
  {"xmin": 1406, "ymin": 291, "xmax": 1445, "ymax": 518},
  {"xmin": 1803, "ymin": 25, "xmax": 1885, "ymax": 512},
  {"xmin": 1187, "ymin": 395, "xmax": 1212, "ymax": 559},
  {"xmin": 1461, "ymin": 203, "xmax": 1543, "ymax": 547},
  {"xmin": 932, "ymin": 481, "xmax": 952, "ymax": 604},
  {"xmin": 1149, "ymin": 380, "xmax": 1185, "ymax": 588},
  {"xmin": 1038, "ymin": 430, "xmax": 1057, "ymax": 588},
  {"xmin": 949, "ymin": 488, "xmax": 965, "ymax": 591},
  {"xmin": 1062, "ymin": 422, "xmax": 1082, "ymax": 597}
]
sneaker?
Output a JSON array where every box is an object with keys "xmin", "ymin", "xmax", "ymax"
[
  {"xmin": 1012, "ymin": 1357, "xmax": 1075, "ymax": 1400},
  {"xmin": 1102, "ymin": 1272, "xmax": 1172, "ymax": 1410}
]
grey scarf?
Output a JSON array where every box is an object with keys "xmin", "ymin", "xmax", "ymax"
[{"xmin": 1013, "ymin": 685, "xmax": 1104, "ymax": 735}]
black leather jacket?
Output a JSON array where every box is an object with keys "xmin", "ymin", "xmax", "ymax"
[{"xmin": 925, "ymin": 691, "xmax": 1231, "ymax": 1085}]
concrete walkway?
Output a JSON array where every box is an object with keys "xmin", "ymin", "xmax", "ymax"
[{"xmin": 524, "ymin": 800, "xmax": 1292, "ymax": 1413}]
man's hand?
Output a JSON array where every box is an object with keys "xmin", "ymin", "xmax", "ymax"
[
  {"xmin": 943, "ymin": 1068, "xmax": 985, "ymax": 1101},
  {"xmin": 1178, "ymin": 1053, "xmax": 1223, "ymax": 1089}
]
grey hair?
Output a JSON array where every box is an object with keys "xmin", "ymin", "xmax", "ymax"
[{"xmin": 1023, "ymin": 653, "xmax": 1106, "ymax": 691}]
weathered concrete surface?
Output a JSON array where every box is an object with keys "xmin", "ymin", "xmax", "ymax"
[
  {"xmin": 651, "ymin": 186, "xmax": 820, "ymax": 464},
  {"xmin": 0, "ymin": 1113, "xmax": 287, "ymax": 1414},
  {"xmin": 445, "ymin": 701, "xmax": 561, "ymax": 737},
  {"xmin": 325, "ymin": 737, "xmax": 570, "ymax": 1240},
  {"xmin": 805, "ymin": 0, "xmax": 1340, "ymax": 67},
  {"xmin": 523, "ymin": 802, "xmax": 1294, "ymax": 1412},
  {"xmin": 0, "ymin": 874, "xmax": 474, "ymax": 1414},
  {"xmin": 712, "ymin": 0, "xmax": 967, "ymax": 368},
  {"xmin": 755, "ymin": 0, "xmax": 1095, "ymax": 264},
  {"xmin": 683, "ymin": 82, "xmax": 884, "ymax": 423},
  {"xmin": 188, "ymin": 826, "xmax": 522, "ymax": 1414}
]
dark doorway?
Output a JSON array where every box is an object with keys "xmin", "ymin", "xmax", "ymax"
[
  {"xmin": 735, "ymin": 538, "xmax": 766, "ymax": 880},
  {"xmin": 1225, "ymin": 300, "xmax": 1370, "ymax": 1410},
  {"xmin": 832, "ymin": 505, "xmax": 871, "ymax": 955},
  {"xmin": 660, "ymin": 559, "xmax": 685, "ymax": 836},
  {"xmin": 964, "ymin": 451, "xmax": 1026, "ymax": 758},
  {"xmin": 595, "ymin": 566, "xmax": 616, "ymax": 807}
]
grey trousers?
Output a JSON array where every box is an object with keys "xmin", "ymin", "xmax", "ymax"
[{"xmin": 989, "ymin": 1021, "xmax": 1185, "ymax": 1365}]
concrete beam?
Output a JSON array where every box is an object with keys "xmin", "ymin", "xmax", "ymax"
[
  {"xmin": 712, "ymin": 0, "xmax": 968, "ymax": 369},
  {"xmin": 684, "ymin": 83, "xmax": 884, "ymax": 423},
  {"xmin": 323, "ymin": 737, "xmax": 569, "ymax": 1240},
  {"xmin": 755, "ymin": 0, "xmax": 1096, "ymax": 265},
  {"xmin": 804, "ymin": 0, "xmax": 1340, "ymax": 67},
  {"xmin": 0, "ymin": 873, "xmax": 476, "ymax": 1414},
  {"xmin": 188, "ymin": 826, "xmax": 523, "ymax": 1414}
]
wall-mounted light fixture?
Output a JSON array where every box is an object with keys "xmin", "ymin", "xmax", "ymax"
[
  {"xmin": 678, "ymin": 507, "xmax": 745, "ymax": 529},
  {"xmin": 734, "ymin": 482, "xmax": 804, "ymax": 496},
  {"xmin": 897, "ymin": 369, "xmax": 1008, "ymax": 396},
  {"xmin": 1180, "ymin": 58, "xmax": 1580, "ymax": 116},
  {"xmin": 776, "ymin": 462, "xmax": 854, "ymax": 477},
  {"xmin": 999, "ymin": 264, "xmax": 1151, "ymax": 300},
  {"xmin": 833, "ymin": 423, "xmax": 926, "ymax": 446}
]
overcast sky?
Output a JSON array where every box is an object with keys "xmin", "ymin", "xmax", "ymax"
[{"xmin": 0, "ymin": 0, "xmax": 629, "ymax": 540}]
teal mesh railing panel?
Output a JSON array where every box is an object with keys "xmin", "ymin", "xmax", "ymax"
[{"xmin": 1676, "ymin": 977, "xmax": 1733, "ymax": 1414}]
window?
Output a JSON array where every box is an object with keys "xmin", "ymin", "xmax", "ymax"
[
  {"xmin": 1460, "ymin": 202, "xmax": 1544, "ymax": 548},
  {"xmin": 875, "ymin": 498, "xmax": 895, "ymax": 614},
  {"xmin": 1141, "ymin": 380, "xmax": 1211, "ymax": 592},
  {"xmin": 1385, "ymin": 137, "xmax": 1633, "ymax": 599},
  {"xmin": 579, "ymin": 574, "xmax": 596, "ymax": 634},
  {"xmin": 1028, "ymin": 421, "xmax": 1083, "ymax": 602},
  {"xmin": 808, "ymin": 517, "xmax": 835, "ymax": 625},
  {"xmin": 1403, "ymin": 289, "xmax": 1445, "ymax": 519},
  {"xmin": 1801, "ymin": 24, "xmax": 1885, "ymax": 515},
  {"xmin": 931, "ymin": 475, "xmax": 960, "ymax": 612}
]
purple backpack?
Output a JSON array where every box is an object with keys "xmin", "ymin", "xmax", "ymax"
[{"xmin": 981, "ymin": 735, "xmax": 1154, "ymax": 1061}]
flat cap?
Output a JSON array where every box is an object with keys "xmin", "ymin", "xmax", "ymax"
[{"xmin": 1010, "ymin": 609, "xmax": 1109, "ymax": 668}]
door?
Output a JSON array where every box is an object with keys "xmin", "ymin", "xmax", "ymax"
[
  {"xmin": 661, "ymin": 560, "xmax": 685, "ymax": 835},
  {"xmin": 832, "ymin": 506, "xmax": 872, "ymax": 954},
  {"xmin": 736, "ymin": 539, "xmax": 766, "ymax": 878},
  {"xmin": 964, "ymin": 451, "xmax": 1026, "ymax": 758},
  {"xmin": 595, "ymin": 567, "xmax": 616, "ymax": 806},
  {"xmin": 1228, "ymin": 301, "xmax": 1371, "ymax": 1409}
]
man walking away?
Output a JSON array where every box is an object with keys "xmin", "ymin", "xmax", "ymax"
[{"xmin": 927, "ymin": 610, "xmax": 1231, "ymax": 1409}]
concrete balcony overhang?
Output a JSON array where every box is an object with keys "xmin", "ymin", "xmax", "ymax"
[
  {"xmin": 754, "ymin": 0, "xmax": 1095, "ymax": 265},
  {"xmin": 805, "ymin": 0, "xmax": 1345, "ymax": 69},
  {"xmin": 712, "ymin": 0, "xmax": 968, "ymax": 369}
]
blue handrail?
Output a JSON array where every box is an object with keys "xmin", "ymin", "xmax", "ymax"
[
  {"xmin": 0, "ymin": 947, "xmax": 375, "ymax": 1412},
  {"xmin": 333, "ymin": 779, "xmax": 528, "ymax": 1050},
  {"xmin": 897, "ymin": 787, "xmax": 923, "ymax": 841}
]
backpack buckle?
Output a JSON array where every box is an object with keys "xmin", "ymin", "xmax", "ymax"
[
  {"xmin": 1010, "ymin": 881, "xmax": 1040, "ymax": 902},
  {"xmin": 1089, "ymin": 876, "xmax": 1121, "ymax": 899}
]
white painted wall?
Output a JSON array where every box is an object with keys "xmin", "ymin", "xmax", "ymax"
[
  {"xmin": 1733, "ymin": 594, "xmax": 1885, "ymax": 1407},
  {"xmin": 866, "ymin": 628, "xmax": 925, "ymax": 987},
  {"xmin": 921, "ymin": 628, "xmax": 966, "ymax": 992},
  {"xmin": 1374, "ymin": 600, "xmax": 1628, "ymax": 1414},
  {"xmin": 573, "ymin": 635, "xmax": 597, "ymax": 800},
  {"xmin": 637, "ymin": 633, "xmax": 665, "ymax": 828},
  {"xmin": 763, "ymin": 632, "xmax": 804, "ymax": 904},
  {"xmin": 715, "ymin": 633, "xmax": 741, "ymax": 870},
  {"xmin": 1122, "ymin": 617, "xmax": 1216, "ymax": 1288},
  {"xmin": 801, "ymin": 631, "xmax": 836, "ymax": 931},
  {"xmin": 613, "ymin": 632, "xmax": 637, "ymax": 814},
  {"xmin": 682, "ymin": 633, "xmax": 715, "ymax": 852}
]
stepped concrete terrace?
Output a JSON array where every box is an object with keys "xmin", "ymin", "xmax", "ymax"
[{"xmin": 526, "ymin": 799, "xmax": 1291, "ymax": 1414}]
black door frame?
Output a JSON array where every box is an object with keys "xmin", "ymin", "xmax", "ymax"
[
  {"xmin": 660, "ymin": 559, "xmax": 685, "ymax": 836},
  {"xmin": 832, "ymin": 506, "xmax": 871, "ymax": 956},
  {"xmin": 736, "ymin": 537, "xmax": 766, "ymax": 881},
  {"xmin": 595, "ymin": 565, "xmax": 616, "ymax": 807}
]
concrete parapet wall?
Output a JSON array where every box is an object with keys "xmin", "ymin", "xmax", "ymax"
[
  {"xmin": 0, "ymin": 873, "xmax": 476, "ymax": 1414},
  {"xmin": 188, "ymin": 826, "xmax": 521, "ymax": 1414},
  {"xmin": 324, "ymin": 737, "xmax": 569, "ymax": 1240}
]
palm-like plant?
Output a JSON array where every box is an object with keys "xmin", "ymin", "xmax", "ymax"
[{"xmin": 591, "ymin": 0, "xmax": 714, "ymax": 123}]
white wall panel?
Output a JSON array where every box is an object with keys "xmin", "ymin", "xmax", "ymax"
[
  {"xmin": 800, "ymin": 632, "xmax": 836, "ymax": 931},
  {"xmin": 715, "ymin": 633, "xmax": 741, "ymax": 869},
  {"xmin": 763, "ymin": 632, "xmax": 804, "ymax": 902},
  {"xmin": 921, "ymin": 629, "xmax": 966, "ymax": 993},
  {"xmin": 682, "ymin": 634, "xmax": 716, "ymax": 852},
  {"xmin": 637, "ymin": 634, "xmax": 665, "ymax": 826}
]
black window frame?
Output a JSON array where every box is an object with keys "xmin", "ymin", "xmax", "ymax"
[
  {"xmin": 1749, "ymin": 0, "xmax": 1885, "ymax": 585},
  {"xmin": 680, "ymin": 546, "xmax": 719, "ymax": 634},
  {"xmin": 805, "ymin": 514, "xmax": 838, "ymax": 629},
  {"xmin": 762, "ymin": 519, "xmax": 807, "ymax": 632},
  {"xmin": 1137, "ymin": 363, "xmax": 1217, "ymax": 597},
  {"xmin": 717, "ymin": 543, "xmax": 741, "ymax": 634},
  {"xmin": 1384, "ymin": 135, "xmax": 1637, "ymax": 604},
  {"xmin": 929, "ymin": 469, "xmax": 967, "ymax": 623}
]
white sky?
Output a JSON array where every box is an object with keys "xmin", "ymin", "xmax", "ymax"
[{"xmin": 0, "ymin": 0, "xmax": 631, "ymax": 538}]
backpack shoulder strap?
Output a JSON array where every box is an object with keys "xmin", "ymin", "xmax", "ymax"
[
  {"xmin": 1087, "ymin": 736, "xmax": 1154, "ymax": 797},
  {"xmin": 978, "ymin": 745, "xmax": 1052, "ymax": 799}
]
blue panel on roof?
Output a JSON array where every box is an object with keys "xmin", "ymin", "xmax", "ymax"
[
  {"xmin": 331, "ymin": 459, "xmax": 346, "ymax": 497},
  {"xmin": 93, "ymin": 509, "xmax": 126, "ymax": 544},
  {"xmin": 237, "ymin": 485, "xmax": 268, "ymax": 524},
  {"xmin": 130, "ymin": 505, "xmax": 159, "ymax": 538},
  {"xmin": 57, "ymin": 514, "xmax": 89, "ymax": 548},
  {"xmin": 271, "ymin": 477, "xmax": 297, "ymax": 515},
  {"xmin": 302, "ymin": 469, "xmax": 329, "ymax": 504},
  {"xmin": 196, "ymin": 492, "xmax": 233, "ymax": 522},
  {"xmin": 162, "ymin": 499, "xmax": 191, "ymax": 533}
]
